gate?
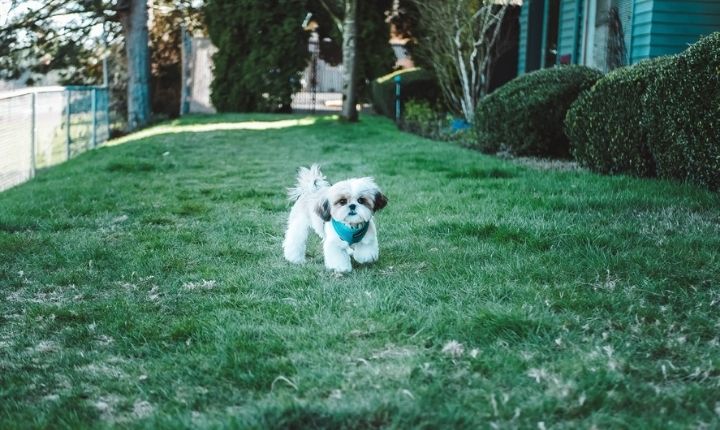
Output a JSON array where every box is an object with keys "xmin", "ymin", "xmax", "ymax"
[{"xmin": 291, "ymin": 34, "xmax": 344, "ymax": 113}]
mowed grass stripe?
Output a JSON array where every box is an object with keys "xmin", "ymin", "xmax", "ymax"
[{"xmin": 1, "ymin": 114, "xmax": 719, "ymax": 429}]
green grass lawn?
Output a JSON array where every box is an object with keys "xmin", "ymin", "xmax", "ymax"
[{"xmin": 1, "ymin": 114, "xmax": 719, "ymax": 429}]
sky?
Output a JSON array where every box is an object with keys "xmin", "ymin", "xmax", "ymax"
[
  {"xmin": 3, "ymin": 0, "xmax": 107, "ymax": 45},
  {"xmin": 1, "ymin": 0, "xmax": 12, "ymax": 25},
  {"xmin": 3, "ymin": 0, "xmax": 206, "ymax": 39}
]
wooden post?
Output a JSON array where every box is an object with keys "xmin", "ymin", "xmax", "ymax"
[{"xmin": 180, "ymin": 26, "xmax": 191, "ymax": 116}]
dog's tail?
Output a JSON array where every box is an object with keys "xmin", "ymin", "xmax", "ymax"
[{"xmin": 287, "ymin": 164, "xmax": 329, "ymax": 201}]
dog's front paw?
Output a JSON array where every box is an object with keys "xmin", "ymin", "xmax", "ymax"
[
  {"xmin": 284, "ymin": 248, "xmax": 306, "ymax": 264},
  {"xmin": 326, "ymin": 260, "xmax": 352, "ymax": 273},
  {"xmin": 352, "ymin": 245, "xmax": 378, "ymax": 264},
  {"xmin": 323, "ymin": 239, "xmax": 352, "ymax": 273},
  {"xmin": 285, "ymin": 256, "xmax": 306, "ymax": 264}
]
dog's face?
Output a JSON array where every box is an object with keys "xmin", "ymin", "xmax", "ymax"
[{"xmin": 316, "ymin": 177, "xmax": 387, "ymax": 225}]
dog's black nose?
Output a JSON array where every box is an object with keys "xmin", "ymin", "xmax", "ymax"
[{"xmin": 349, "ymin": 204, "xmax": 357, "ymax": 210}]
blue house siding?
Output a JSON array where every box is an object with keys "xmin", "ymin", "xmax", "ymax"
[
  {"xmin": 520, "ymin": 0, "xmax": 585, "ymax": 70},
  {"xmin": 519, "ymin": 0, "xmax": 584, "ymax": 72},
  {"xmin": 519, "ymin": 0, "xmax": 720, "ymax": 75},
  {"xmin": 631, "ymin": 0, "xmax": 720, "ymax": 63},
  {"xmin": 647, "ymin": 0, "xmax": 720, "ymax": 57},
  {"xmin": 630, "ymin": 0, "xmax": 655, "ymax": 63},
  {"xmin": 518, "ymin": 3, "xmax": 529, "ymax": 74},
  {"xmin": 557, "ymin": 0, "xmax": 580, "ymax": 62}
]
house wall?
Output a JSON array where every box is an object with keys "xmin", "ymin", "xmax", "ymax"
[
  {"xmin": 521, "ymin": 0, "xmax": 585, "ymax": 70},
  {"xmin": 519, "ymin": 0, "xmax": 720, "ymax": 76},
  {"xmin": 526, "ymin": 0, "xmax": 546, "ymax": 70},
  {"xmin": 489, "ymin": 6, "xmax": 521, "ymax": 92},
  {"xmin": 585, "ymin": 0, "xmax": 634, "ymax": 71},
  {"xmin": 557, "ymin": 0, "xmax": 583, "ymax": 64},
  {"xmin": 633, "ymin": 0, "xmax": 720, "ymax": 62},
  {"xmin": 617, "ymin": 0, "xmax": 634, "ymax": 62}
]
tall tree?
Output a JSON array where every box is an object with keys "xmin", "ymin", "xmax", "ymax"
[
  {"xmin": 340, "ymin": 0, "xmax": 358, "ymax": 121},
  {"xmin": 117, "ymin": 0, "xmax": 150, "ymax": 130}
]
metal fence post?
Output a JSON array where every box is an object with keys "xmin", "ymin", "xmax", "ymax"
[
  {"xmin": 30, "ymin": 92, "xmax": 36, "ymax": 178},
  {"xmin": 91, "ymin": 87, "xmax": 97, "ymax": 148},
  {"xmin": 394, "ymin": 75, "xmax": 402, "ymax": 123},
  {"xmin": 65, "ymin": 90, "xmax": 71, "ymax": 160}
]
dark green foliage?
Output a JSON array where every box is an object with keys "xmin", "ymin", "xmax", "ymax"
[
  {"xmin": 565, "ymin": 57, "xmax": 672, "ymax": 177},
  {"xmin": 399, "ymin": 99, "xmax": 476, "ymax": 145},
  {"xmin": 370, "ymin": 68, "xmax": 442, "ymax": 119},
  {"xmin": 474, "ymin": 65, "xmax": 603, "ymax": 157},
  {"xmin": 643, "ymin": 32, "xmax": 720, "ymax": 191},
  {"xmin": 205, "ymin": 0, "xmax": 310, "ymax": 112},
  {"xmin": 399, "ymin": 99, "xmax": 445, "ymax": 138}
]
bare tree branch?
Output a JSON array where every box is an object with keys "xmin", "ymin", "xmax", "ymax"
[
  {"xmin": 316, "ymin": 0, "xmax": 343, "ymax": 33},
  {"xmin": 413, "ymin": 0, "xmax": 509, "ymax": 122}
]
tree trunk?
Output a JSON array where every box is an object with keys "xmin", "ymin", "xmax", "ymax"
[
  {"xmin": 119, "ymin": 0, "xmax": 151, "ymax": 131},
  {"xmin": 340, "ymin": 0, "xmax": 358, "ymax": 122}
]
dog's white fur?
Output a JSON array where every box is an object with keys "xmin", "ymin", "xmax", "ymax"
[{"xmin": 283, "ymin": 164, "xmax": 387, "ymax": 273}]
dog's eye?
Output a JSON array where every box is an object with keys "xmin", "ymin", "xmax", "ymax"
[
  {"xmin": 338, "ymin": 198, "xmax": 347, "ymax": 205},
  {"xmin": 357, "ymin": 197, "xmax": 366, "ymax": 205}
]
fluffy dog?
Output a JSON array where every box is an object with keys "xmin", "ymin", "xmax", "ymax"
[{"xmin": 283, "ymin": 165, "xmax": 387, "ymax": 273}]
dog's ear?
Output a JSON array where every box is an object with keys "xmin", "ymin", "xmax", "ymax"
[
  {"xmin": 373, "ymin": 192, "xmax": 388, "ymax": 212},
  {"xmin": 316, "ymin": 199, "xmax": 331, "ymax": 221}
]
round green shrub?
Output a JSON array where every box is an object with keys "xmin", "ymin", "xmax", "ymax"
[
  {"xmin": 643, "ymin": 32, "xmax": 720, "ymax": 191},
  {"xmin": 565, "ymin": 57, "xmax": 672, "ymax": 177},
  {"xmin": 370, "ymin": 68, "xmax": 441, "ymax": 119},
  {"xmin": 474, "ymin": 65, "xmax": 603, "ymax": 157}
]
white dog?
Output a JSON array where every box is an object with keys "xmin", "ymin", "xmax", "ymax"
[{"xmin": 283, "ymin": 164, "xmax": 388, "ymax": 273}]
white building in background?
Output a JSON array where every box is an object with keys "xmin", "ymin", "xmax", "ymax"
[{"xmin": 0, "ymin": 70, "xmax": 63, "ymax": 92}]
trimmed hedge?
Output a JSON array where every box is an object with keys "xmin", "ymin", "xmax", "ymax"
[
  {"xmin": 565, "ymin": 57, "xmax": 672, "ymax": 177},
  {"xmin": 643, "ymin": 32, "xmax": 720, "ymax": 191},
  {"xmin": 371, "ymin": 68, "xmax": 441, "ymax": 119},
  {"xmin": 474, "ymin": 65, "xmax": 603, "ymax": 157}
]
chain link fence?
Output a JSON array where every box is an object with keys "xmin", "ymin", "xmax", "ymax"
[{"xmin": 0, "ymin": 86, "xmax": 110, "ymax": 192}]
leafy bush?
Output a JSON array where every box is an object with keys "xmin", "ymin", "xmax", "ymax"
[
  {"xmin": 205, "ymin": 0, "xmax": 309, "ymax": 112},
  {"xmin": 474, "ymin": 65, "xmax": 603, "ymax": 157},
  {"xmin": 371, "ymin": 68, "xmax": 442, "ymax": 119},
  {"xmin": 643, "ymin": 32, "xmax": 720, "ymax": 190},
  {"xmin": 397, "ymin": 100, "xmax": 475, "ymax": 145},
  {"xmin": 399, "ymin": 99, "xmax": 445, "ymax": 138},
  {"xmin": 565, "ymin": 57, "xmax": 672, "ymax": 177}
]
